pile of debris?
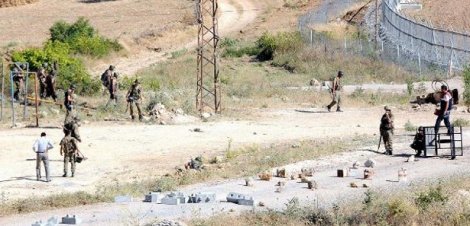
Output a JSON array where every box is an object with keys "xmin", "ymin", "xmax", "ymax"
[{"xmin": 148, "ymin": 103, "xmax": 198, "ymax": 125}]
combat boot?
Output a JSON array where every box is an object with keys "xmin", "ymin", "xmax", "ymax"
[
  {"xmin": 62, "ymin": 173, "xmax": 67, "ymax": 177},
  {"xmin": 131, "ymin": 115, "xmax": 135, "ymax": 121},
  {"xmin": 139, "ymin": 115, "xmax": 143, "ymax": 121},
  {"xmin": 336, "ymin": 107, "xmax": 343, "ymax": 112},
  {"xmin": 327, "ymin": 105, "xmax": 331, "ymax": 112}
]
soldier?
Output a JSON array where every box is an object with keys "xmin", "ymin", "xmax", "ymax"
[
  {"xmin": 45, "ymin": 61, "xmax": 58, "ymax": 102},
  {"xmin": 32, "ymin": 132, "xmax": 54, "ymax": 182},
  {"xmin": 105, "ymin": 72, "xmax": 119, "ymax": 108},
  {"xmin": 380, "ymin": 106, "xmax": 394, "ymax": 155},
  {"xmin": 326, "ymin": 71, "xmax": 344, "ymax": 112},
  {"xmin": 64, "ymin": 114, "xmax": 81, "ymax": 142},
  {"xmin": 126, "ymin": 79, "xmax": 143, "ymax": 121},
  {"xmin": 410, "ymin": 126, "xmax": 425, "ymax": 157},
  {"xmin": 37, "ymin": 63, "xmax": 48, "ymax": 98},
  {"xmin": 64, "ymin": 84, "xmax": 76, "ymax": 116},
  {"xmin": 60, "ymin": 129, "xmax": 80, "ymax": 177},
  {"xmin": 12, "ymin": 63, "xmax": 26, "ymax": 101},
  {"xmin": 101, "ymin": 65, "xmax": 115, "ymax": 95}
]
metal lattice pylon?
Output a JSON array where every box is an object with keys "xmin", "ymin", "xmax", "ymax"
[{"xmin": 196, "ymin": 0, "xmax": 221, "ymax": 113}]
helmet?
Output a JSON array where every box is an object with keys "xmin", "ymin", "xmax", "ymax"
[
  {"xmin": 134, "ymin": 79, "xmax": 140, "ymax": 84},
  {"xmin": 338, "ymin": 71, "xmax": 344, "ymax": 77},
  {"xmin": 42, "ymin": 62, "xmax": 48, "ymax": 68},
  {"xmin": 70, "ymin": 84, "xmax": 76, "ymax": 89},
  {"xmin": 113, "ymin": 72, "xmax": 119, "ymax": 78},
  {"xmin": 109, "ymin": 65, "xmax": 115, "ymax": 70},
  {"xmin": 384, "ymin": 106, "xmax": 391, "ymax": 111}
]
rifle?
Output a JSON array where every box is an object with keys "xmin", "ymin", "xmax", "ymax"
[{"xmin": 377, "ymin": 134, "xmax": 382, "ymax": 152}]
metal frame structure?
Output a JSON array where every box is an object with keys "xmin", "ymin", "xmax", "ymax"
[
  {"xmin": 422, "ymin": 126, "xmax": 463, "ymax": 158},
  {"xmin": 196, "ymin": 0, "xmax": 221, "ymax": 113},
  {"xmin": 8, "ymin": 62, "xmax": 39, "ymax": 127}
]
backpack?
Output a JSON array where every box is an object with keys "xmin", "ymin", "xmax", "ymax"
[
  {"xmin": 62, "ymin": 137, "xmax": 76, "ymax": 154},
  {"xmin": 100, "ymin": 70, "xmax": 110, "ymax": 86}
]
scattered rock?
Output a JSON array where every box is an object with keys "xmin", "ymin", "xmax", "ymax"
[
  {"xmin": 152, "ymin": 219, "xmax": 186, "ymax": 226},
  {"xmin": 362, "ymin": 184, "xmax": 369, "ymax": 188},
  {"xmin": 309, "ymin": 78, "xmax": 321, "ymax": 86},
  {"xmin": 258, "ymin": 201, "xmax": 265, "ymax": 207},
  {"xmin": 201, "ymin": 112, "xmax": 211, "ymax": 119},
  {"xmin": 350, "ymin": 182, "xmax": 358, "ymax": 188},
  {"xmin": 307, "ymin": 180, "xmax": 317, "ymax": 190},
  {"xmin": 291, "ymin": 143, "xmax": 301, "ymax": 148},
  {"xmin": 364, "ymin": 159, "xmax": 376, "ymax": 168},
  {"xmin": 276, "ymin": 181, "xmax": 286, "ymax": 187},
  {"xmin": 301, "ymin": 167, "xmax": 315, "ymax": 177},
  {"xmin": 276, "ymin": 168, "xmax": 286, "ymax": 178},
  {"xmin": 352, "ymin": 161, "xmax": 360, "ymax": 169},
  {"xmin": 245, "ymin": 177, "xmax": 254, "ymax": 187},
  {"xmin": 364, "ymin": 169, "xmax": 374, "ymax": 179},
  {"xmin": 258, "ymin": 172, "xmax": 272, "ymax": 181},
  {"xmin": 192, "ymin": 128, "xmax": 202, "ymax": 132}
]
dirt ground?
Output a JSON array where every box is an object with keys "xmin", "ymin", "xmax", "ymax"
[{"xmin": 403, "ymin": 0, "xmax": 470, "ymax": 32}]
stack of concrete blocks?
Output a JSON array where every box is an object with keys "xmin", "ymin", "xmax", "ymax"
[
  {"xmin": 188, "ymin": 192, "xmax": 216, "ymax": 203},
  {"xmin": 161, "ymin": 192, "xmax": 186, "ymax": 205},
  {"xmin": 32, "ymin": 216, "xmax": 59, "ymax": 226},
  {"xmin": 61, "ymin": 215, "xmax": 81, "ymax": 225},
  {"xmin": 226, "ymin": 192, "xmax": 255, "ymax": 206},
  {"xmin": 144, "ymin": 192, "xmax": 163, "ymax": 203}
]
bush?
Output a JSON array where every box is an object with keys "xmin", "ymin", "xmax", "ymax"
[
  {"xmin": 256, "ymin": 32, "xmax": 303, "ymax": 61},
  {"xmin": 463, "ymin": 66, "xmax": 470, "ymax": 106},
  {"xmin": 404, "ymin": 120, "xmax": 417, "ymax": 132},
  {"xmin": 452, "ymin": 118, "xmax": 470, "ymax": 127},
  {"xmin": 415, "ymin": 184, "xmax": 448, "ymax": 210}
]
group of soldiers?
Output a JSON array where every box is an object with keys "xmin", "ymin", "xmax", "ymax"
[
  {"xmin": 100, "ymin": 65, "xmax": 143, "ymax": 121},
  {"xmin": 11, "ymin": 62, "xmax": 58, "ymax": 102},
  {"xmin": 327, "ymin": 70, "xmax": 455, "ymax": 159}
]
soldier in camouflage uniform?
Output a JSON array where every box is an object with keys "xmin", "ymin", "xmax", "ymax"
[
  {"xmin": 380, "ymin": 106, "xmax": 394, "ymax": 155},
  {"xmin": 60, "ymin": 129, "xmax": 80, "ymax": 177},
  {"xmin": 101, "ymin": 65, "xmax": 115, "ymax": 95},
  {"xmin": 45, "ymin": 61, "xmax": 58, "ymax": 102},
  {"xmin": 326, "ymin": 71, "xmax": 344, "ymax": 112},
  {"xmin": 12, "ymin": 64, "xmax": 26, "ymax": 101},
  {"xmin": 105, "ymin": 72, "xmax": 119, "ymax": 108},
  {"xmin": 37, "ymin": 63, "xmax": 48, "ymax": 98},
  {"xmin": 126, "ymin": 79, "xmax": 143, "ymax": 121},
  {"xmin": 64, "ymin": 114, "xmax": 81, "ymax": 142}
]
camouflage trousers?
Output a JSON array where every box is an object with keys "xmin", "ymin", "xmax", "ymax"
[
  {"xmin": 327, "ymin": 91, "xmax": 342, "ymax": 110},
  {"xmin": 64, "ymin": 152, "xmax": 76, "ymax": 176},
  {"xmin": 381, "ymin": 129, "xmax": 393, "ymax": 154},
  {"xmin": 129, "ymin": 101, "xmax": 142, "ymax": 120}
]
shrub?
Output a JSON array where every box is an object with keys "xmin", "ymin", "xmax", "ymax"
[
  {"xmin": 463, "ymin": 66, "xmax": 470, "ymax": 106},
  {"xmin": 256, "ymin": 32, "xmax": 303, "ymax": 61},
  {"xmin": 404, "ymin": 120, "xmax": 417, "ymax": 132},
  {"xmin": 452, "ymin": 118, "xmax": 470, "ymax": 127},
  {"xmin": 415, "ymin": 184, "xmax": 448, "ymax": 210}
]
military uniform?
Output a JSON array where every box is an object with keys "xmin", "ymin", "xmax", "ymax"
[
  {"xmin": 60, "ymin": 133, "xmax": 79, "ymax": 177},
  {"xmin": 327, "ymin": 71, "xmax": 343, "ymax": 112},
  {"xmin": 64, "ymin": 114, "xmax": 81, "ymax": 142},
  {"xmin": 37, "ymin": 64, "xmax": 48, "ymax": 98},
  {"xmin": 126, "ymin": 80, "xmax": 143, "ymax": 121},
  {"xmin": 12, "ymin": 65, "xmax": 25, "ymax": 101},
  {"xmin": 101, "ymin": 65, "xmax": 115, "ymax": 95},
  {"xmin": 45, "ymin": 62, "xmax": 58, "ymax": 102},
  {"xmin": 380, "ymin": 106, "xmax": 394, "ymax": 155},
  {"xmin": 105, "ymin": 73, "xmax": 118, "ymax": 108}
]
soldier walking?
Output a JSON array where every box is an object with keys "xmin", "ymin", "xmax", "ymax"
[
  {"xmin": 126, "ymin": 79, "xmax": 143, "ymax": 121},
  {"xmin": 101, "ymin": 65, "xmax": 115, "ymax": 95},
  {"xmin": 12, "ymin": 64, "xmax": 26, "ymax": 102},
  {"xmin": 64, "ymin": 114, "xmax": 82, "ymax": 142},
  {"xmin": 45, "ymin": 61, "xmax": 58, "ymax": 102},
  {"xmin": 105, "ymin": 73, "xmax": 119, "ymax": 108},
  {"xmin": 32, "ymin": 132, "xmax": 54, "ymax": 182},
  {"xmin": 326, "ymin": 71, "xmax": 344, "ymax": 112},
  {"xmin": 380, "ymin": 106, "xmax": 394, "ymax": 155},
  {"xmin": 60, "ymin": 129, "xmax": 80, "ymax": 177}
]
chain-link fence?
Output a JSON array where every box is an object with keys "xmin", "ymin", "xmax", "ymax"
[
  {"xmin": 297, "ymin": 0, "xmax": 470, "ymax": 77},
  {"xmin": 381, "ymin": 0, "xmax": 470, "ymax": 72}
]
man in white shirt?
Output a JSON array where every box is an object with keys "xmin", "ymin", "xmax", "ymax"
[{"xmin": 33, "ymin": 132, "xmax": 54, "ymax": 182}]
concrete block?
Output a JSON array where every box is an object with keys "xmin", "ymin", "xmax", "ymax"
[
  {"xmin": 188, "ymin": 192, "xmax": 216, "ymax": 203},
  {"xmin": 114, "ymin": 195, "xmax": 132, "ymax": 203},
  {"xmin": 337, "ymin": 168, "xmax": 348, "ymax": 177},
  {"xmin": 144, "ymin": 192, "xmax": 162, "ymax": 203},
  {"xmin": 226, "ymin": 192, "xmax": 254, "ymax": 206},
  {"xmin": 161, "ymin": 192, "xmax": 186, "ymax": 205},
  {"xmin": 61, "ymin": 215, "xmax": 81, "ymax": 225},
  {"xmin": 31, "ymin": 221, "xmax": 46, "ymax": 226},
  {"xmin": 348, "ymin": 168, "xmax": 360, "ymax": 177},
  {"xmin": 47, "ymin": 216, "xmax": 59, "ymax": 226}
]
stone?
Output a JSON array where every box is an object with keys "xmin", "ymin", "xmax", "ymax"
[
  {"xmin": 245, "ymin": 177, "xmax": 254, "ymax": 187},
  {"xmin": 276, "ymin": 168, "xmax": 286, "ymax": 178},
  {"xmin": 258, "ymin": 171, "xmax": 272, "ymax": 181},
  {"xmin": 31, "ymin": 221, "xmax": 45, "ymax": 226},
  {"xmin": 61, "ymin": 215, "xmax": 81, "ymax": 225},
  {"xmin": 309, "ymin": 78, "xmax": 320, "ymax": 86},
  {"xmin": 301, "ymin": 167, "xmax": 314, "ymax": 177},
  {"xmin": 364, "ymin": 169, "xmax": 374, "ymax": 179},
  {"xmin": 364, "ymin": 159, "xmax": 376, "ymax": 168},
  {"xmin": 350, "ymin": 182, "xmax": 358, "ymax": 188},
  {"xmin": 152, "ymin": 219, "xmax": 187, "ymax": 226},
  {"xmin": 114, "ymin": 195, "xmax": 132, "ymax": 203},
  {"xmin": 348, "ymin": 168, "xmax": 360, "ymax": 177},
  {"xmin": 363, "ymin": 183, "xmax": 369, "ymax": 188},
  {"xmin": 337, "ymin": 168, "xmax": 348, "ymax": 177},
  {"xmin": 307, "ymin": 180, "xmax": 317, "ymax": 190},
  {"xmin": 187, "ymin": 192, "xmax": 216, "ymax": 203},
  {"xmin": 276, "ymin": 181, "xmax": 286, "ymax": 187},
  {"xmin": 398, "ymin": 168, "xmax": 408, "ymax": 182},
  {"xmin": 352, "ymin": 161, "xmax": 360, "ymax": 169},
  {"xmin": 201, "ymin": 112, "xmax": 211, "ymax": 119},
  {"xmin": 144, "ymin": 192, "xmax": 162, "ymax": 203},
  {"xmin": 226, "ymin": 192, "xmax": 254, "ymax": 206},
  {"xmin": 161, "ymin": 192, "xmax": 186, "ymax": 205}
]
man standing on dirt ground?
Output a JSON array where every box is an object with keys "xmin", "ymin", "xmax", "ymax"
[
  {"xmin": 126, "ymin": 79, "xmax": 143, "ymax": 121},
  {"xmin": 101, "ymin": 65, "xmax": 115, "ymax": 96},
  {"xmin": 12, "ymin": 63, "xmax": 25, "ymax": 102},
  {"xmin": 326, "ymin": 71, "xmax": 343, "ymax": 112},
  {"xmin": 432, "ymin": 85, "xmax": 454, "ymax": 158},
  {"xmin": 380, "ymin": 106, "xmax": 394, "ymax": 155},
  {"xmin": 64, "ymin": 84, "xmax": 76, "ymax": 116},
  {"xmin": 45, "ymin": 61, "xmax": 58, "ymax": 102},
  {"xmin": 37, "ymin": 63, "xmax": 48, "ymax": 98},
  {"xmin": 105, "ymin": 72, "xmax": 119, "ymax": 108},
  {"xmin": 60, "ymin": 129, "xmax": 80, "ymax": 177},
  {"xmin": 32, "ymin": 132, "xmax": 54, "ymax": 182}
]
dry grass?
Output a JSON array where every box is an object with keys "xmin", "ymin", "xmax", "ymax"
[
  {"xmin": 310, "ymin": 21, "xmax": 361, "ymax": 39},
  {"xmin": 191, "ymin": 175, "xmax": 470, "ymax": 226},
  {"xmin": 0, "ymin": 0, "xmax": 37, "ymax": 8}
]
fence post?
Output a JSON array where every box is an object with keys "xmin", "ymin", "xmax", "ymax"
[
  {"xmin": 418, "ymin": 53, "xmax": 422, "ymax": 76},
  {"xmin": 396, "ymin": 44, "xmax": 400, "ymax": 59},
  {"xmin": 0, "ymin": 61, "xmax": 3, "ymax": 121},
  {"xmin": 310, "ymin": 29, "xmax": 313, "ymax": 46}
]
